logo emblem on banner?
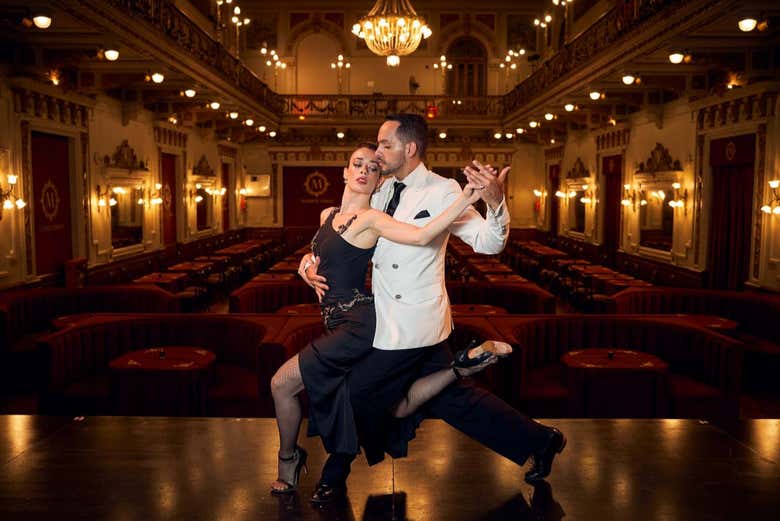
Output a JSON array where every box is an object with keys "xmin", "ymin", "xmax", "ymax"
[
  {"xmin": 162, "ymin": 184, "xmax": 173, "ymax": 216},
  {"xmin": 40, "ymin": 179, "xmax": 60, "ymax": 222},
  {"xmin": 304, "ymin": 171, "xmax": 330, "ymax": 198},
  {"xmin": 726, "ymin": 141, "xmax": 736, "ymax": 161}
]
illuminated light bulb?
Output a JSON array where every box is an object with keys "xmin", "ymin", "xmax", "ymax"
[
  {"xmin": 624, "ymin": 184, "xmax": 631, "ymax": 190},
  {"xmin": 738, "ymin": 18, "xmax": 757, "ymax": 32},
  {"xmin": 589, "ymin": 90, "xmax": 602, "ymax": 100},
  {"xmin": 244, "ymin": 119, "xmax": 254, "ymax": 126},
  {"xmin": 210, "ymin": 101, "xmax": 221, "ymax": 110},
  {"xmin": 151, "ymin": 72, "xmax": 164, "ymax": 83},
  {"xmin": 672, "ymin": 182, "xmax": 681, "ymax": 189},
  {"xmin": 555, "ymin": 191, "xmax": 566, "ymax": 198},
  {"xmin": 229, "ymin": 112, "xmax": 238, "ymax": 119},
  {"xmin": 239, "ymin": 188, "xmax": 247, "ymax": 195},
  {"xmin": 438, "ymin": 132, "xmax": 447, "ymax": 139},
  {"xmin": 622, "ymin": 74, "xmax": 636, "ymax": 85},
  {"xmin": 550, "ymin": 138, "xmax": 556, "ymax": 144},
  {"xmin": 7, "ymin": 175, "xmax": 17, "ymax": 185},
  {"xmin": 621, "ymin": 199, "xmax": 631, "ymax": 206},
  {"xmin": 774, "ymin": 206, "xmax": 780, "ymax": 215},
  {"xmin": 529, "ymin": 121, "xmax": 539, "ymax": 128},
  {"xmin": 33, "ymin": 15, "xmax": 52, "ymax": 29},
  {"xmin": 761, "ymin": 205, "xmax": 772, "ymax": 214},
  {"xmin": 15, "ymin": 199, "xmax": 26, "ymax": 209},
  {"xmin": 268, "ymin": 131, "xmax": 277, "ymax": 138},
  {"xmin": 544, "ymin": 112, "xmax": 554, "ymax": 120},
  {"xmin": 493, "ymin": 132, "xmax": 502, "ymax": 140},
  {"xmin": 669, "ymin": 52, "xmax": 684, "ymax": 64},
  {"xmin": 258, "ymin": 125, "xmax": 266, "ymax": 132},
  {"xmin": 505, "ymin": 132, "xmax": 514, "ymax": 139},
  {"xmin": 769, "ymin": 180, "xmax": 780, "ymax": 189},
  {"xmin": 3, "ymin": 199, "xmax": 13, "ymax": 210},
  {"xmin": 104, "ymin": 49, "xmax": 120, "ymax": 61},
  {"xmin": 516, "ymin": 128, "xmax": 525, "ymax": 134},
  {"xmin": 545, "ymin": 14, "xmax": 552, "ymax": 23},
  {"xmin": 640, "ymin": 200, "xmax": 648, "ymax": 206},
  {"xmin": 534, "ymin": 19, "xmax": 540, "ymax": 26},
  {"xmin": 184, "ymin": 89, "xmax": 196, "ymax": 98},
  {"xmin": 195, "ymin": 195, "xmax": 203, "ymax": 203},
  {"xmin": 337, "ymin": 131, "xmax": 345, "ymax": 139},
  {"xmin": 533, "ymin": 189, "xmax": 543, "ymax": 197},
  {"xmin": 109, "ymin": 198, "xmax": 117, "ymax": 206},
  {"xmin": 387, "ymin": 55, "xmax": 400, "ymax": 67},
  {"xmin": 137, "ymin": 198, "xmax": 145, "ymax": 205},
  {"xmin": 564, "ymin": 103, "xmax": 575, "ymax": 112},
  {"xmin": 568, "ymin": 191, "xmax": 577, "ymax": 198},
  {"xmin": 155, "ymin": 183, "xmax": 162, "ymax": 190}
]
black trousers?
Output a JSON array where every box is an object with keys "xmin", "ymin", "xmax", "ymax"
[{"xmin": 320, "ymin": 337, "xmax": 551, "ymax": 485}]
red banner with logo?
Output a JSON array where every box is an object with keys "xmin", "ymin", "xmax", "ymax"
[
  {"xmin": 161, "ymin": 153, "xmax": 177, "ymax": 246},
  {"xmin": 32, "ymin": 132, "xmax": 72, "ymax": 276},
  {"xmin": 282, "ymin": 166, "xmax": 343, "ymax": 226},
  {"xmin": 710, "ymin": 134, "xmax": 756, "ymax": 167}
]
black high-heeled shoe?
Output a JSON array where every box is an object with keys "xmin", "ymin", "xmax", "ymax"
[
  {"xmin": 452, "ymin": 339, "xmax": 512, "ymax": 378},
  {"xmin": 271, "ymin": 446, "xmax": 308, "ymax": 495}
]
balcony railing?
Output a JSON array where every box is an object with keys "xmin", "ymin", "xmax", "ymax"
[
  {"xmin": 283, "ymin": 95, "xmax": 505, "ymax": 121},
  {"xmin": 106, "ymin": 0, "xmax": 285, "ymax": 114}
]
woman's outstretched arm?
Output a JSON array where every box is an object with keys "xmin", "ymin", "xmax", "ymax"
[{"xmin": 363, "ymin": 183, "xmax": 481, "ymax": 246}]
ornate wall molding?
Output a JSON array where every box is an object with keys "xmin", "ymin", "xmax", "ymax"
[
  {"xmin": 154, "ymin": 126, "xmax": 188, "ymax": 149},
  {"xmin": 12, "ymin": 88, "xmax": 90, "ymax": 129},
  {"xmin": 192, "ymin": 155, "xmax": 215, "ymax": 177},
  {"xmin": 567, "ymin": 157, "xmax": 589, "ymax": 179},
  {"xmin": 695, "ymin": 91, "xmax": 778, "ymax": 131},
  {"xmin": 635, "ymin": 143, "xmax": 682, "ymax": 174},
  {"xmin": 285, "ymin": 13, "xmax": 351, "ymax": 56},
  {"xmin": 544, "ymin": 146, "xmax": 564, "ymax": 162},
  {"xmin": 218, "ymin": 145, "xmax": 238, "ymax": 160},
  {"xmin": 596, "ymin": 128, "xmax": 630, "ymax": 152},
  {"xmin": 102, "ymin": 140, "xmax": 149, "ymax": 171}
]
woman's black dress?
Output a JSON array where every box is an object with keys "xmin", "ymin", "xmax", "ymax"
[{"xmin": 298, "ymin": 208, "xmax": 378, "ymax": 456}]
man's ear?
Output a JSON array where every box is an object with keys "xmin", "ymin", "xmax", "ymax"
[{"xmin": 405, "ymin": 141, "xmax": 418, "ymax": 159}]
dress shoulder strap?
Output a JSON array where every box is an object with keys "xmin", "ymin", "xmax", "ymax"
[{"xmin": 335, "ymin": 213, "xmax": 358, "ymax": 235}]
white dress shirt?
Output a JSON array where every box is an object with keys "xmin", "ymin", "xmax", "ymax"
[{"xmin": 369, "ymin": 162, "xmax": 510, "ymax": 350}]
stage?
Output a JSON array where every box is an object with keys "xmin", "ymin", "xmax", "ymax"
[{"xmin": 1, "ymin": 416, "xmax": 778, "ymax": 520}]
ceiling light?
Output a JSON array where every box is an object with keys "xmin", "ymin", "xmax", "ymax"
[
  {"xmin": 32, "ymin": 14, "xmax": 52, "ymax": 29},
  {"xmin": 103, "ymin": 48, "xmax": 120, "ymax": 61},
  {"xmin": 516, "ymin": 128, "xmax": 525, "ymax": 134},
  {"xmin": 337, "ymin": 131, "xmax": 345, "ymax": 139},
  {"xmin": 544, "ymin": 112, "xmax": 554, "ymax": 120},
  {"xmin": 622, "ymin": 74, "xmax": 636, "ymax": 85},
  {"xmin": 258, "ymin": 125, "xmax": 266, "ymax": 132},
  {"xmin": 493, "ymin": 132, "xmax": 502, "ymax": 140},
  {"xmin": 529, "ymin": 121, "xmax": 539, "ymax": 128},
  {"xmin": 210, "ymin": 101, "xmax": 221, "ymax": 110},
  {"xmin": 564, "ymin": 103, "xmax": 575, "ymax": 112},
  {"xmin": 438, "ymin": 131, "xmax": 447, "ymax": 139},
  {"xmin": 738, "ymin": 17, "xmax": 757, "ymax": 32},
  {"xmin": 151, "ymin": 72, "xmax": 164, "ymax": 83},
  {"xmin": 589, "ymin": 90, "xmax": 602, "ymax": 100},
  {"xmin": 229, "ymin": 112, "xmax": 238, "ymax": 119},
  {"xmin": 505, "ymin": 132, "xmax": 514, "ymax": 139},
  {"xmin": 244, "ymin": 119, "xmax": 254, "ymax": 126},
  {"xmin": 268, "ymin": 131, "xmax": 277, "ymax": 138},
  {"xmin": 668, "ymin": 52, "xmax": 684, "ymax": 64},
  {"xmin": 184, "ymin": 89, "xmax": 196, "ymax": 98}
]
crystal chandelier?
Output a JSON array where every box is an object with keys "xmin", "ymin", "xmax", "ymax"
[{"xmin": 352, "ymin": 0, "xmax": 432, "ymax": 67}]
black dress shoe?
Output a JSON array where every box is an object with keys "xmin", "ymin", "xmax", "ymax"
[
  {"xmin": 524, "ymin": 427, "xmax": 566, "ymax": 483},
  {"xmin": 311, "ymin": 481, "xmax": 347, "ymax": 504}
]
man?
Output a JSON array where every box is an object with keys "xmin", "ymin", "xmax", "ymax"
[{"xmin": 299, "ymin": 114, "xmax": 565, "ymax": 503}]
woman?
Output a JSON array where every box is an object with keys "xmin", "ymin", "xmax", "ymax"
[{"xmin": 270, "ymin": 143, "xmax": 510, "ymax": 494}]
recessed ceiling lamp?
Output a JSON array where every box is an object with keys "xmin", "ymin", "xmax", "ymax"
[
  {"xmin": 622, "ymin": 74, "xmax": 636, "ymax": 85},
  {"xmin": 209, "ymin": 101, "xmax": 221, "ymax": 110},
  {"xmin": 228, "ymin": 112, "xmax": 239, "ymax": 119},
  {"xmin": 337, "ymin": 131, "xmax": 346, "ymax": 139},
  {"xmin": 151, "ymin": 72, "xmax": 164, "ymax": 83},
  {"xmin": 544, "ymin": 112, "xmax": 555, "ymax": 121},
  {"xmin": 268, "ymin": 131, "xmax": 277, "ymax": 138},
  {"xmin": 103, "ymin": 48, "xmax": 120, "ymax": 61},
  {"xmin": 528, "ymin": 121, "xmax": 539, "ymax": 128},
  {"xmin": 738, "ymin": 17, "xmax": 757, "ymax": 32},
  {"xmin": 564, "ymin": 103, "xmax": 575, "ymax": 112},
  {"xmin": 184, "ymin": 89, "xmax": 196, "ymax": 98},
  {"xmin": 589, "ymin": 90, "xmax": 602, "ymax": 100},
  {"xmin": 668, "ymin": 52, "xmax": 685, "ymax": 64},
  {"xmin": 32, "ymin": 13, "xmax": 52, "ymax": 29}
]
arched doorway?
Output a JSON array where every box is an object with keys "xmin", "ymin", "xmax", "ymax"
[{"xmin": 445, "ymin": 37, "xmax": 487, "ymax": 98}]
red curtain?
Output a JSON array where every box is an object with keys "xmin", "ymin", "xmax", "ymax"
[
  {"xmin": 708, "ymin": 134, "xmax": 755, "ymax": 289},
  {"xmin": 32, "ymin": 132, "xmax": 72, "ymax": 276},
  {"xmin": 161, "ymin": 153, "xmax": 177, "ymax": 246},
  {"xmin": 548, "ymin": 164, "xmax": 560, "ymax": 235},
  {"xmin": 602, "ymin": 155, "xmax": 623, "ymax": 264},
  {"xmin": 282, "ymin": 166, "xmax": 343, "ymax": 226},
  {"xmin": 221, "ymin": 163, "xmax": 230, "ymax": 232}
]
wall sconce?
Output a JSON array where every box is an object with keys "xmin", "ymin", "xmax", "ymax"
[
  {"xmin": 667, "ymin": 182, "xmax": 688, "ymax": 215},
  {"xmin": 760, "ymin": 179, "xmax": 780, "ymax": 215},
  {"xmin": 533, "ymin": 188, "xmax": 547, "ymax": 198},
  {"xmin": 95, "ymin": 184, "xmax": 117, "ymax": 211},
  {"xmin": 149, "ymin": 183, "xmax": 163, "ymax": 205},
  {"xmin": 579, "ymin": 184, "xmax": 593, "ymax": 204},
  {"xmin": 1, "ymin": 173, "xmax": 27, "ymax": 216},
  {"xmin": 620, "ymin": 184, "xmax": 647, "ymax": 211}
]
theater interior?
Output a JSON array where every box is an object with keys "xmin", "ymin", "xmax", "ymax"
[{"xmin": 0, "ymin": 1, "xmax": 779, "ymax": 519}]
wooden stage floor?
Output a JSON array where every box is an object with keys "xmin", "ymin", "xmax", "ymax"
[{"xmin": 1, "ymin": 416, "xmax": 779, "ymax": 520}]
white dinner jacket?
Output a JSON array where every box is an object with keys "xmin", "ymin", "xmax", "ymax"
[{"xmin": 369, "ymin": 162, "xmax": 510, "ymax": 350}]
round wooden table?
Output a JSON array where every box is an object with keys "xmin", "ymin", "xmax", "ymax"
[
  {"xmin": 109, "ymin": 347, "xmax": 216, "ymax": 416},
  {"xmin": 561, "ymin": 348, "xmax": 668, "ymax": 418}
]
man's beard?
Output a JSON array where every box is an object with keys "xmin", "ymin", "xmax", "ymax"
[{"xmin": 380, "ymin": 157, "xmax": 404, "ymax": 177}]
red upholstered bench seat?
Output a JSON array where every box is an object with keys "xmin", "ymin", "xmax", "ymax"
[{"xmin": 37, "ymin": 314, "xmax": 289, "ymax": 417}]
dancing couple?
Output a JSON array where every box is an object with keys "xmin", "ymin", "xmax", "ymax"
[{"xmin": 270, "ymin": 113, "xmax": 565, "ymax": 503}]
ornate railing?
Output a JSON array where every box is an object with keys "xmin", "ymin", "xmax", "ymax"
[
  {"xmin": 283, "ymin": 95, "xmax": 504, "ymax": 121},
  {"xmin": 105, "ymin": 0, "xmax": 285, "ymax": 114},
  {"xmin": 503, "ymin": 0, "xmax": 687, "ymax": 115}
]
